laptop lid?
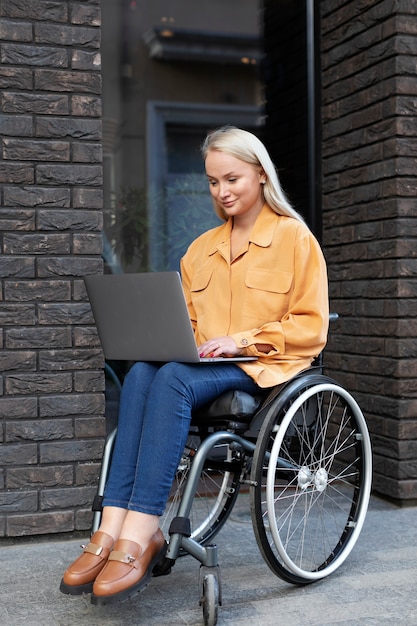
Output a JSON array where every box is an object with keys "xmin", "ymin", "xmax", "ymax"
[{"xmin": 84, "ymin": 272, "xmax": 257, "ymax": 363}]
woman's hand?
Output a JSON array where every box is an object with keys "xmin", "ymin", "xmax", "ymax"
[{"xmin": 198, "ymin": 336, "xmax": 244, "ymax": 358}]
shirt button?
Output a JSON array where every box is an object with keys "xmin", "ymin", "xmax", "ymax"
[{"xmin": 241, "ymin": 338, "xmax": 249, "ymax": 345}]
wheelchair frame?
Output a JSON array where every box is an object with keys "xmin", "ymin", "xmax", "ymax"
[{"xmin": 93, "ymin": 362, "xmax": 372, "ymax": 626}]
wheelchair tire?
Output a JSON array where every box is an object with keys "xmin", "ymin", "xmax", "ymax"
[
  {"xmin": 160, "ymin": 434, "xmax": 242, "ymax": 548},
  {"xmin": 250, "ymin": 374, "xmax": 372, "ymax": 584},
  {"xmin": 201, "ymin": 573, "xmax": 219, "ymax": 626}
]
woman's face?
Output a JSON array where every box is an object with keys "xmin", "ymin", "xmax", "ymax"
[{"xmin": 205, "ymin": 150, "xmax": 265, "ymax": 221}]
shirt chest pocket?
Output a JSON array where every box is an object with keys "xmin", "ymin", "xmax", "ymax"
[
  {"xmin": 190, "ymin": 270, "xmax": 213, "ymax": 318},
  {"xmin": 243, "ymin": 268, "xmax": 293, "ymax": 323}
]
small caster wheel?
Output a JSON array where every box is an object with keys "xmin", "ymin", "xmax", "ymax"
[{"xmin": 201, "ymin": 573, "xmax": 219, "ymax": 626}]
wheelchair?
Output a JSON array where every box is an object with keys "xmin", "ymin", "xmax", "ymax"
[{"xmin": 93, "ymin": 347, "xmax": 372, "ymax": 626}]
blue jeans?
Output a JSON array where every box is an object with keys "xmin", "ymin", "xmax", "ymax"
[{"xmin": 103, "ymin": 361, "xmax": 260, "ymax": 516}]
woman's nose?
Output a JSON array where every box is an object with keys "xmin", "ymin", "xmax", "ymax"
[{"xmin": 219, "ymin": 183, "xmax": 230, "ymax": 198}]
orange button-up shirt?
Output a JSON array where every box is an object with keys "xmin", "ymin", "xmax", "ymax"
[{"xmin": 180, "ymin": 204, "xmax": 329, "ymax": 388}]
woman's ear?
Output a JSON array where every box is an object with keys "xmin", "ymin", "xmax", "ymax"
[{"xmin": 259, "ymin": 169, "xmax": 267, "ymax": 185}]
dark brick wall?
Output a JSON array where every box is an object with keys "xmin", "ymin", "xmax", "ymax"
[
  {"xmin": 321, "ymin": 0, "xmax": 417, "ymax": 501},
  {"xmin": 0, "ymin": 0, "xmax": 105, "ymax": 537}
]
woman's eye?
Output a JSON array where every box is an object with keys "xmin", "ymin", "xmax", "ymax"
[{"xmin": 209, "ymin": 180, "xmax": 217, "ymax": 186}]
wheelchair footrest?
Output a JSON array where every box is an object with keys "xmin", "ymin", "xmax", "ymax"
[
  {"xmin": 153, "ymin": 556, "xmax": 175, "ymax": 578},
  {"xmin": 92, "ymin": 494, "xmax": 103, "ymax": 512},
  {"xmin": 168, "ymin": 516, "xmax": 191, "ymax": 537}
]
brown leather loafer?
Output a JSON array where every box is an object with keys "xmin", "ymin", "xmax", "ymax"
[
  {"xmin": 60, "ymin": 531, "xmax": 114, "ymax": 595},
  {"xmin": 91, "ymin": 529, "xmax": 167, "ymax": 605}
]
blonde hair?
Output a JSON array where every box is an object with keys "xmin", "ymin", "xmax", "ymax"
[{"xmin": 202, "ymin": 125, "xmax": 304, "ymax": 223}]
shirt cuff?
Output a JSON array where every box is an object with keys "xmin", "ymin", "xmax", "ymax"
[
  {"xmin": 231, "ymin": 332, "xmax": 255, "ymax": 349},
  {"xmin": 231, "ymin": 332, "xmax": 280, "ymax": 356}
]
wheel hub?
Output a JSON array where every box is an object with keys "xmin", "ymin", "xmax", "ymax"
[{"xmin": 298, "ymin": 466, "xmax": 328, "ymax": 492}]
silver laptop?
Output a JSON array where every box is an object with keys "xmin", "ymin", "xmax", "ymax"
[{"xmin": 84, "ymin": 272, "xmax": 257, "ymax": 363}]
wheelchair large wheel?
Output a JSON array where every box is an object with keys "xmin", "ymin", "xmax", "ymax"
[
  {"xmin": 160, "ymin": 434, "xmax": 242, "ymax": 547},
  {"xmin": 250, "ymin": 375, "xmax": 372, "ymax": 584}
]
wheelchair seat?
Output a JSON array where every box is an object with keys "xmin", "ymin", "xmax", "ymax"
[{"xmin": 192, "ymin": 388, "xmax": 267, "ymax": 433}]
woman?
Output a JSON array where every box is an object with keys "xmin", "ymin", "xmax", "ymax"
[{"xmin": 60, "ymin": 126, "xmax": 329, "ymax": 605}]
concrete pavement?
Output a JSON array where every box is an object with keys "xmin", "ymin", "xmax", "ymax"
[{"xmin": 0, "ymin": 493, "xmax": 416, "ymax": 625}]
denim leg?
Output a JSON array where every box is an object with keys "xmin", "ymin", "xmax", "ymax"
[
  {"xmin": 103, "ymin": 362, "xmax": 160, "ymax": 509},
  {"xmin": 126, "ymin": 362, "xmax": 260, "ymax": 516}
]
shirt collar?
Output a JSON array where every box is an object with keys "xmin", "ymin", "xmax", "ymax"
[
  {"xmin": 208, "ymin": 204, "xmax": 278, "ymax": 256},
  {"xmin": 248, "ymin": 204, "xmax": 277, "ymax": 247}
]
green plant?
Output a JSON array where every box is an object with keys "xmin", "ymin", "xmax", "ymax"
[{"xmin": 107, "ymin": 187, "xmax": 149, "ymax": 269}]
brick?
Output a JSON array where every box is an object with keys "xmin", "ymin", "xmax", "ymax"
[
  {"xmin": 0, "ymin": 397, "xmax": 37, "ymax": 419},
  {"xmin": 39, "ymin": 393, "xmax": 104, "ymax": 418},
  {"xmin": 0, "ymin": 208, "xmax": 35, "ymax": 231},
  {"xmin": 3, "ymin": 139, "xmax": 70, "ymax": 161},
  {"xmin": 0, "ymin": 257, "xmax": 34, "ymax": 278},
  {"xmin": 75, "ymin": 462, "xmax": 102, "ymax": 486},
  {"xmin": 39, "ymin": 439, "xmax": 104, "ymax": 464},
  {"xmin": 1, "ymin": 43, "xmax": 67, "ymax": 67},
  {"xmin": 75, "ymin": 508, "xmax": 93, "ymax": 531},
  {"xmin": 0, "ymin": 351, "xmax": 37, "ymax": 372},
  {"xmin": 35, "ymin": 68, "xmax": 101, "ymax": 94},
  {"xmin": 71, "ymin": 50, "xmax": 101, "ymax": 71},
  {"xmin": 73, "ymin": 187, "xmax": 103, "ymax": 209},
  {"xmin": 0, "ymin": 114, "xmax": 32, "ymax": 136},
  {"xmin": 73, "ymin": 233, "xmax": 103, "ymax": 255},
  {"xmin": 0, "ymin": 19, "xmax": 33, "ymax": 42},
  {"xmin": 39, "ymin": 347, "xmax": 105, "ymax": 372},
  {"xmin": 71, "ymin": 95, "xmax": 101, "ymax": 117},
  {"xmin": 1, "ymin": 0, "xmax": 68, "ymax": 22},
  {"xmin": 385, "ymin": 298, "xmax": 417, "ymax": 317},
  {"xmin": 36, "ymin": 257, "xmax": 102, "ymax": 277},
  {"xmin": 7, "ymin": 511, "xmax": 74, "ymax": 537},
  {"xmin": 0, "ymin": 444, "xmax": 38, "ymax": 465},
  {"xmin": 5, "ymin": 280, "xmax": 70, "ymax": 302},
  {"xmin": 74, "ymin": 278, "xmax": 94, "ymax": 301},
  {"xmin": 75, "ymin": 416, "xmax": 106, "ymax": 438},
  {"xmin": 37, "ymin": 302, "xmax": 92, "ymax": 324},
  {"xmin": 36, "ymin": 164, "xmax": 102, "ymax": 186},
  {"xmin": 72, "ymin": 142, "xmax": 102, "ymax": 163},
  {"xmin": 41, "ymin": 485, "xmax": 96, "ymax": 510},
  {"xmin": 36, "ymin": 116, "xmax": 101, "ymax": 140},
  {"xmin": 1, "ymin": 91, "xmax": 69, "ymax": 115},
  {"xmin": 4, "ymin": 186, "xmax": 70, "ymax": 208},
  {"xmin": 74, "ymin": 370, "xmax": 104, "ymax": 393},
  {"xmin": 7, "ymin": 465, "xmax": 74, "ymax": 489},
  {"xmin": 5, "ymin": 327, "xmax": 71, "ymax": 350},
  {"xmin": 386, "ymin": 337, "xmax": 417, "ymax": 358},
  {"xmin": 6, "ymin": 418, "xmax": 73, "ymax": 442},
  {"xmin": 0, "ymin": 66, "xmax": 32, "ymax": 89},
  {"xmin": 0, "ymin": 491, "xmax": 38, "ymax": 512},
  {"xmin": 70, "ymin": 3, "xmax": 101, "ymax": 27},
  {"xmin": 73, "ymin": 326, "xmax": 101, "ymax": 348},
  {"xmin": 3, "ymin": 233, "xmax": 71, "ymax": 254},
  {"xmin": 0, "ymin": 162, "xmax": 34, "ymax": 184},
  {"xmin": 35, "ymin": 23, "xmax": 100, "ymax": 48},
  {"xmin": 37, "ymin": 209, "xmax": 102, "ymax": 231},
  {"xmin": 5, "ymin": 371, "xmax": 72, "ymax": 394}
]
